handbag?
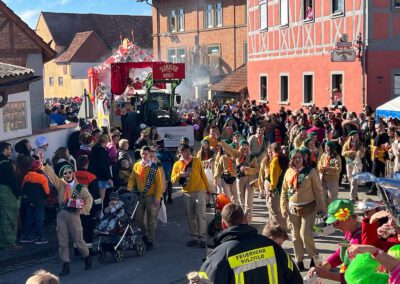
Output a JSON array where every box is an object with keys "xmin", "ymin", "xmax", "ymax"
[
  {"xmin": 221, "ymin": 173, "xmax": 236, "ymax": 184},
  {"xmin": 290, "ymin": 201, "xmax": 316, "ymax": 217},
  {"xmin": 157, "ymin": 200, "xmax": 167, "ymax": 224}
]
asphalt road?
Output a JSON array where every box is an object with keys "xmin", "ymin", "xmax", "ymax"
[{"xmin": 0, "ymin": 184, "xmax": 379, "ymax": 284}]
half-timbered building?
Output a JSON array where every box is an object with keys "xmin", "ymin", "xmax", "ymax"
[{"xmin": 247, "ymin": 0, "xmax": 400, "ymax": 112}]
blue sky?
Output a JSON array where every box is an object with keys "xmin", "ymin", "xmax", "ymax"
[{"xmin": 3, "ymin": 0, "xmax": 152, "ymax": 28}]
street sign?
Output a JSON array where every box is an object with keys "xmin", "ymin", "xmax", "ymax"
[
  {"xmin": 331, "ymin": 49, "xmax": 357, "ymax": 62},
  {"xmin": 337, "ymin": 42, "xmax": 352, "ymax": 47}
]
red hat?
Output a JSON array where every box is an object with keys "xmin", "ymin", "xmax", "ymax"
[{"xmin": 31, "ymin": 159, "xmax": 42, "ymax": 171}]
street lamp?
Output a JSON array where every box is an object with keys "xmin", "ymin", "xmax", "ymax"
[{"xmin": 136, "ymin": 0, "xmax": 160, "ymax": 60}]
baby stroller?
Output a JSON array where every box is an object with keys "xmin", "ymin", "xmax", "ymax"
[{"xmin": 97, "ymin": 192, "xmax": 146, "ymax": 263}]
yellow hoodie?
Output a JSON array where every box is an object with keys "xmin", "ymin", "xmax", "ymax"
[{"xmin": 171, "ymin": 157, "xmax": 209, "ymax": 193}]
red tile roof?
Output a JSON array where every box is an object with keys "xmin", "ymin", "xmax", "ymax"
[
  {"xmin": 208, "ymin": 64, "xmax": 247, "ymax": 93},
  {"xmin": 55, "ymin": 31, "xmax": 109, "ymax": 63}
]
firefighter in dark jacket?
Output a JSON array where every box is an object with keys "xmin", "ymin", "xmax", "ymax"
[{"xmin": 199, "ymin": 203, "xmax": 302, "ymax": 284}]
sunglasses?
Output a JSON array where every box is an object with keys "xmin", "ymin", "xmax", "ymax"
[{"xmin": 63, "ymin": 170, "xmax": 73, "ymax": 176}]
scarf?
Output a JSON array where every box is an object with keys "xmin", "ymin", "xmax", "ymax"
[
  {"xmin": 257, "ymin": 135, "xmax": 262, "ymax": 146},
  {"xmin": 228, "ymin": 157, "xmax": 234, "ymax": 174},
  {"xmin": 62, "ymin": 180, "xmax": 75, "ymax": 203},
  {"xmin": 289, "ymin": 166, "xmax": 304, "ymax": 192},
  {"xmin": 181, "ymin": 158, "xmax": 193, "ymax": 171},
  {"xmin": 139, "ymin": 160, "xmax": 152, "ymax": 182},
  {"xmin": 324, "ymin": 155, "xmax": 331, "ymax": 167}
]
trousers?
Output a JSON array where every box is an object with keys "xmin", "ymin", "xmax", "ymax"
[
  {"xmin": 221, "ymin": 180, "xmax": 239, "ymax": 204},
  {"xmin": 288, "ymin": 209, "xmax": 317, "ymax": 262},
  {"xmin": 23, "ymin": 204, "xmax": 45, "ymax": 239},
  {"xmin": 346, "ymin": 164, "xmax": 358, "ymax": 200},
  {"xmin": 264, "ymin": 180, "xmax": 287, "ymax": 229},
  {"xmin": 321, "ymin": 177, "xmax": 339, "ymax": 207},
  {"xmin": 182, "ymin": 190, "xmax": 206, "ymax": 240},
  {"xmin": 136, "ymin": 195, "xmax": 159, "ymax": 242},
  {"xmin": 57, "ymin": 210, "xmax": 89, "ymax": 262},
  {"xmin": 237, "ymin": 176, "xmax": 254, "ymax": 222}
]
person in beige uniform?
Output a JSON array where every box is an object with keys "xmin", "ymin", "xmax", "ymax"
[
  {"xmin": 317, "ymin": 141, "xmax": 341, "ymax": 208},
  {"xmin": 220, "ymin": 139, "xmax": 259, "ymax": 222},
  {"xmin": 41, "ymin": 159, "xmax": 93, "ymax": 277},
  {"xmin": 214, "ymin": 144, "xmax": 238, "ymax": 204},
  {"xmin": 281, "ymin": 149, "xmax": 326, "ymax": 271}
]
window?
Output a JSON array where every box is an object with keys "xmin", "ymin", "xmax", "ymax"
[
  {"xmin": 216, "ymin": 3, "xmax": 222, "ymax": 27},
  {"xmin": 280, "ymin": 75, "xmax": 289, "ymax": 102},
  {"xmin": 331, "ymin": 74, "xmax": 343, "ymax": 104},
  {"xmin": 207, "ymin": 45, "xmax": 220, "ymax": 55},
  {"xmin": 259, "ymin": 2, "xmax": 268, "ymax": 30},
  {"xmin": 169, "ymin": 9, "xmax": 184, "ymax": 32},
  {"xmin": 303, "ymin": 0, "xmax": 314, "ymax": 21},
  {"xmin": 205, "ymin": 3, "xmax": 222, "ymax": 28},
  {"xmin": 395, "ymin": 0, "xmax": 400, "ymax": 8},
  {"xmin": 206, "ymin": 4, "xmax": 213, "ymax": 28},
  {"xmin": 280, "ymin": 0, "xmax": 289, "ymax": 26},
  {"xmin": 167, "ymin": 48, "xmax": 186, "ymax": 63},
  {"xmin": 3, "ymin": 101, "xmax": 27, "ymax": 132},
  {"xmin": 58, "ymin": 77, "xmax": 63, "ymax": 86},
  {"xmin": 332, "ymin": 0, "xmax": 344, "ymax": 14},
  {"xmin": 243, "ymin": 42, "xmax": 248, "ymax": 64},
  {"xmin": 304, "ymin": 74, "xmax": 313, "ymax": 103},
  {"xmin": 395, "ymin": 74, "xmax": 400, "ymax": 96},
  {"xmin": 260, "ymin": 76, "xmax": 267, "ymax": 101},
  {"xmin": 49, "ymin": 77, "xmax": 54, "ymax": 86}
]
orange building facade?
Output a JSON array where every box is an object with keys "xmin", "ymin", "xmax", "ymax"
[
  {"xmin": 247, "ymin": 0, "xmax": 400, "ymax": 112},
  {"xmin": 151, "ymin": 0, "xmax": 247, "ymax": 97}
]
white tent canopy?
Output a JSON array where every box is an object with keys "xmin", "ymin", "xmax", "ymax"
[{"xmin": 376, "ymin": 96, "xmax": 400, "ymax": 119}]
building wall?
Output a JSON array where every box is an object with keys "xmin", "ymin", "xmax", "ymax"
[
  {"xmin": 26, "ymin": 53, "xmax": 46, "ymax": 131},
  {"xmin": 0, "ymin": 91, "xmax": 32, "ymax": 140},
  {"xmin": 153, "ymin": 0, "xmax": 247, "ymax": 73},
  {"xmin": 247, "ymin": 0, "xmax": 367, "ymax": 112}
]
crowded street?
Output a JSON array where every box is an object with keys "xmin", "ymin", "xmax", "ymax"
[{"xmin": 1, "ymin": 0, "xmax": 400, "ymax": 283}]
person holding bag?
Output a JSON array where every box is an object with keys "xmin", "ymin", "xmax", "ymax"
[
  {"xmin": 281, "ymin": 149, "xmax": 326, "ymax": 271},
  {"xmin": 214, "ymin": 145, "xmax": 238, "ymax": 204}
]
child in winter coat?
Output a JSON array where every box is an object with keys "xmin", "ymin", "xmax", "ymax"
[{"xmin": 97, "ymin": 192, "xmax": 124, "ymax": 234}]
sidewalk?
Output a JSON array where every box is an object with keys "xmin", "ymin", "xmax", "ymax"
[{"xmin": 0, "ymin": 222, "xmax": 58, "ymax": 274}]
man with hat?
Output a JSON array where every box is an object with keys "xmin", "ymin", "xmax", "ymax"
[
  {"xmin": 220, "ymin": 139, "xmax": 259, "ymax": 222},
  {"xmin": 128, "ymin": 146, "xmax": 163, "ymax": 250},
  {"xmin": 171, "ymin": 144, "xmax": 210, "ymax": 248},
  {"xmin": 293, "ymin": 126, "xmax": 307, "ymax": 149},
  {"xmin": 34, "ymin": 136, "xmax": 49, "ymax": 161},
  {"xmin": 230, "ymin": 131, "xmax": 242, "ymax": 150},
  {"xmin": 41, "ymin": 155, "xmax": 93, "ymax": 276},
  {"xmin": 342, "ymin": 131, "xmax": 365, "ymax": 202},
  {"xmin": 308, "ymin": 199, "xmax": 362, "ymax": 283}
]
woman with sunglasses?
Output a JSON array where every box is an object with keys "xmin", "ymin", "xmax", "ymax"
[
  {"xmin": 40, "ymin": 153, "xmax": 93, "ymax": 277},
  {"xmin": 280, "ymin": 149, "xmax": 326, "ymax": 271}
]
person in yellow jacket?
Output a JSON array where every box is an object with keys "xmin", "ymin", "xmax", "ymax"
[
  {"xmin": 293, "ymin": 126, "xmax": 307, "ymax": 149},
  {"xmin": 264, "ymin": 143, "xmax": 288, "ymax": 229},
  {"xmin": 127, "ymin": 146, "xmax": 163, "ymax": 250},
  {"xmin": 171, "ymin": 144, "xmax": 210, "ymax": 248},
  {"xmin": 220, "ymin": 139, "xmax": 259, "ymax": 222},
  {"xmin": 318, "ymin": 141, "xmax": 342, "ymax": 208}
]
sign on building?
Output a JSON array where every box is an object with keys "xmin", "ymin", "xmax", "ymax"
[{"xmin": 331, "ymin": 49, "xmax": 357, "ymax": 62}]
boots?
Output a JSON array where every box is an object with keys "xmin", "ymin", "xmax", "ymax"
[
  {"xmin": 59, "ymin": 262, "xmax": 70, "ymax": 276},
  {"xmin": 84, "ymin": 255, "xmax": 92, "ymax": 270}
]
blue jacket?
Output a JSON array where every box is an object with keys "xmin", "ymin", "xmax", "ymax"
[{"xmin": 156, "ymin": 149, "xmax": 174, "ymax": 182}]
